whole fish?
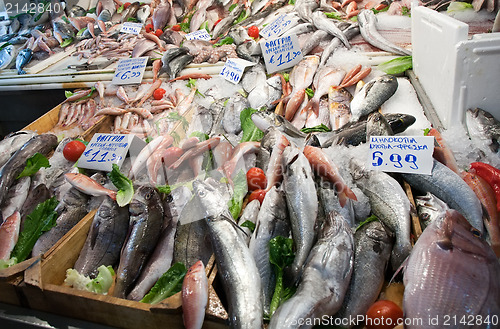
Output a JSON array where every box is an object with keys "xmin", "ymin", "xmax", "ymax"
[
  {"xmin": 269, "ymin": 211, "xmax": 354, "ymax": 329},
  {"xmin": 153, "ymin": 2, "xmax": 172, "ymax": 31},
  {"xmin": 0, "ymin": 45, "xmax": 16, "ymax": 70},
  {"xmin": 74, "ymin": 197, "xmax": 129, "ymax": 278},
  {"xmin": 401, "ymin": 159, "xmax": 484, "ymax": 233},
  {"xmin": 329, "ymin": 86, "xmax": 352, "ymax": 130},
  {"xmin": 0, "ymin": 212, "xmax": 21, "ymax": 260},
  {"xmin": 282, "ymin": 146, "xmax": 318, "ymax": 282},
  {"xmin": 167, "ymin": 54, "xmax": 194, "ymax": 79},
  {"xmin": 334, "ymin": 220, "xmax": 393, "ymax": 328},
  {"xmin": 132, "ymin": 39, "xmax": 157, "ymax": 58},
  {"xmin": 403, "ymin": 210, "xmax": 500, "ymax": 329},
  {"xmin": 365, "ymin": 111, "xmax": 394, "ymax": 140},
  {"xmin": 160, "ymin": 47, "xmax": 189, "ymax": 76},
  {"xmin": 318, "ymin": 179, "xmax": 355, "ymax": 228},
  {"xmin": 1, "ymin": 176, "xmax": 30, "ymax": 222},
  {"xmin": 295, "ymin": 0, "xmax": 319, "ymax": 23},
  {"xmin": 350, "ymin": 158, "xmax": 411, "ymax": 271},
  {"xmin": 238, "ymin": 199, "xmax": 261, "ymax": 244},
  {"xmin": 182, "ymin": 260, "xmax": 208, "ymax": 329},
  {"xmin": 122, "ymin": 2, "xmax": 141, "ymax": 23},
  {"xmin": 223, "ymin": 93, "xmax": 250, "ymax": 135},
  {"xmin": 0, "ymin": 131, "xmax": 36, "ymax": 169},
  {"xmin": 465, "ymin": 108, "xmax": 500, "ymax": 155},
  {"xmin": 32, "ymin": 187, "xmax": 89, "ymax": 257},
  {"xmin": 114, "ymin": 186, "xmax": 164, "ymax": 299},
  {"xmin": 64, "ymin": 173, "xmax": 117, "ymax": 200},
  {"xmin": 311, "ymin": 11, "xmax": 350, "ymax": 48},
  {"xmin": 320, "ymin": 24, "xmax": 360, "ymax": 67},
  {"xmin": 212, "ymin": 4, "xmax": 243, "ymax": 38},
  {"xmin": 249, "ymin": 187, "xmax": 289, "ymax": 315},
  {"xmin": 0, "ymin": 134, "xmax": 57, "ymax": 207},
  {"xmin": 349, "ymin": 75, "xmax": 398, "ymax": 123},
  {"xmin": 358, "ymin": 9, "xmax": 411, "ymax": 56},
  {"xmin": 136, "ymin": 5, "xmax": 151, "ymax": 24},
  {"xmin": 415, "ymin": 192, "xmax": 449, "ymax": 230},
  {"xmin": 193, "ymin": 180, "xmax": 263, "ymax": 329},
  {"xmin": 20, "ymin": 184, "xmax": 51, "ymax": 232}
]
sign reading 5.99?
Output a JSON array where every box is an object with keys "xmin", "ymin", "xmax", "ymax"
[{"xmin": 368, "ymin": 136, "xmax": 434, "ymax": 175}]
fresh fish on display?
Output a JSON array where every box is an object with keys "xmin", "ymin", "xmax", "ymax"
[
  {"xmin": 20, "ymin": 184, "xmax": 51, "ymax": 232},
  {"xmin": 211, "ymin": 4, "xmax": 244, "ymax": 39},
  {"xmin": 403, "ymin": 210, "xmax": 500, "ymax": 329},
  {"xmin": 415, "ymin": 192, "xmax": 449, "ymax": 230},
  {"xmin": 0, "ymin": 131, "xmax": 37, "ymax": 168},
  {"xmin": 465, "ymin": 108, "xmax": 500, "ymax": 155},
  {"xmin": 365, "ymin": 111, "xmax": 394, "ymax": 140},
  {"xmin": 237, "ymin": 199, "xmax": 260, "ymax": 244},
  {"xmin": 0, "ymin": 212, "xmax": 21, "ymax": 260},
  {"xmin": 318, "ymin": 178, "xmax": 355, "ymax": 228},
  {"xmin": 306, "ymin": 67, "xmax": 345, "ymax": 119},
  {"xmin": 136, "ymin": 5, "xmax": 151, "ymax": 24},
  {"xmin": 182, "ymin": 260, "xmax": 209, "ymax": 329},
  {"xmin": 153, "ymin": 1, "xmax": 173, "ymax": 31},
  {"xmin": 114, "ymin": 186, "xmax": 164, "ymax": 299},
  {"xmin": 295, "ymin": 0, "xmax": 319, "ymax": 23},
  {"xmin": 223, "ymin": 92, "xmax": 250, "ymax": 135},
  {"xmin": 269, "ymin": 211, "xmax": 354, "ymax": 328},
  {"xmin": 1, "ymin": 176, "xmax": 31, "ymax": 222},
  {"xmin": 64, "ymin": 173, "xmax": 117, "ymax": 200},
  {"xmin": 311, "ymin": 11, "xmax": 351, "ymax": 49},
  {"xmin": 0, "ymin": 45, "xmax": 16, "ymax": 70},
  {"xmin": 74, "ymin": 197, "xmax": 129, "ymax": 278},
  {"xmin": 328, "ymin": 86, "xmax": 352, "ymax": 130}
]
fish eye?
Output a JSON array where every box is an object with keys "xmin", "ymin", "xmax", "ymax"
[
  {"xmin": 470, "ymin": 228, "xmax": 481, "ymax": 238},
  {"xmin": 145, "ymin": 192, "xmax": 153, "ymax": 200},
  {"xmin": 198, "ymin": 189, "xmax": 206, "ymax": 198}
]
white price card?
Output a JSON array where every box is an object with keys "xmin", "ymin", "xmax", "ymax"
[
  {"xmin": 260, "ymin": 14, "xmax": 294, "ymax": 39},
  {"xmin": 112, "ymin": 57, "xmax": 148, "ymax": 85},
  {"xmin": 260, "ymin": 34, "xmax": 303, "ymax": 74},
  {"xmin": 185, "ymin": 30, "xmax": 211, "ymax": 41},
  {"xmin": 77, "ymin": 134, "xmax": 146, "ymax": 172},
  {"xmin": 120, "ymin": 22, "xmax": 143, "ymax": 35},
  {"xmin": 368, "ymin": 136, "xmax": 435, "ymax": 175},
  {"xmin": 219, "ymin": 58, "xmax": 256, "ymax": 84}
]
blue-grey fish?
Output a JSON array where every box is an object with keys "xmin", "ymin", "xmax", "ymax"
[
  {"xmin": 16, "ymin": 48, "xmax": 32, "ymax": 75},
  {"xmin": 0, "ymin": 45, "xmax": 17, "ymax": 70}
]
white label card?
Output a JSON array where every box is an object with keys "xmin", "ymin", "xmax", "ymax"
[
  {"xmin": 120, "ymin": 22, "xmax": 143, "ymax": 35},
  {"xmin": 368, "ymin": 136, "xmax": 435, "ymax": 175},
  {"xmin": 219, "ymin": 58, "xmax": 256, "ymax": 84},
  {"xmin": 112, "ymin": 57, "xmax": 148, "ymax": 85},
  {"xmin": 260, "ymin": 14, "xmax": 294, "ymax": 39},
  {"xmin": 185, "ymin": 30, "xmax": 211, "ymax": 41},
  {"xmin": 260, "ymin": 34, "xmax": 303, "ymax": 74},
  {"xmin": 77, "ymin": 134, "xmax": 146, "ymax": 172}
]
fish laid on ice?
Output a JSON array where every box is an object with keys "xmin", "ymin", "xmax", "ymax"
[
  {"xmin": 465, "ymin": 108, "xmax": 500, "ymax": 155},
  {"xmin": 182, "ymin": 260, "xmax": 208, "ymax": 329},
  {"xmin": 311, "ymin": 11, "xmax": 351, "ymax": 48}
]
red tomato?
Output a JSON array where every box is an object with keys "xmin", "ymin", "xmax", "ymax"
[
  {"xmin": 162, "ymin": 147, "xmax": 184, "ymax": 167},
  {"xmin": 63, "ymin": 140, "xmax": 86, "ymax": 162},
  {"xmin": 123, "ymin": 2, "xmax": 131, "ymax": 9},
  {"xmin": 248, "ymin": 189, "xmax": 266, "ymax": 205},
  {"xmin": 145, "ymin": 24, "xmax": 154, "ymax": 33},
  {"xmin": 155, "ymin": 29, "xmax": 163, "ymax": 37},
  {"xmin": 171, "ymin": 24, "xmax": 181, "ymax": 31},
  {"xmin": 366, "ymin": 300, "xmax": 404, "ymax": 329},
  {"xmin": 246, "ymin": 167, "xmax": 267, "ymax": 190},
  {"xmin": 248, "ymin": 26, "xmax": 259, "ymax": 39},
  {"xmin": 153, "ymin": 88, "xmax": 166, "ymax": 100}
]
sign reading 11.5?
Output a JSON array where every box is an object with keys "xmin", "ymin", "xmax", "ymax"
[{"xmin": 368, "ymin": 136, "xmax": 434, "ymax": 175}]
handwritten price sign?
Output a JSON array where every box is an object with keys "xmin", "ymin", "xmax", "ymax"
[
  {"xmin": 112, "ymin": 57, "xmax": 148, "ymax": 85},
  {"xmin": 261, "ymin": 34, "xmax": 303, "ymax": 74},
  {"xmin": 185, "ymin": 30, "xmax": 211, "ymax": 41},
  {"xmin": 368, "ymin": 136, "xmax": 434, "ymax": 175},
  {"xmin": 260, "ymin": 14, "xmax": 293, "ymax": 39},
  {"xmin": 120, "ymin": 22, "xmax": 143, "ymax": 35},
  {"xmin": 219, "ymin": 58, "xmax": 256, "ymax": 84}
]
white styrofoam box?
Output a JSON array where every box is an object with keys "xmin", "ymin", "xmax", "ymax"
[{"xmin": 412, "ymin": 6, "xmax": 500, "ymax": 129}]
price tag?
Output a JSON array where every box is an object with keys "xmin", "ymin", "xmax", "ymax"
[
  {"xmin": 185, "ymin": 30, "xmax": 211, "ymax": 41},
  {"xmin": 260, "ymin": 34, "xmax": 303, "ymax": 74},
  {"xmin": 78, "ymin": 134, "xmax": 146, "ymax": 171},
  {"xmin": 368, "ymin": 136, "xmax": 435, "ymax": 175},
  {"xmin": 112, "ymin": 57, "xmax": 148, "ymax": 85},
  {"xmin": 219, "ymin": 58, "xmax": 256, "ymax": 84},
  {"xmin": 120, "ymin": 22, "xmax": 143, "ymax": 35},
  {"xmin": 260, "ymin": 14, "xmax": 294, "ymax": 39}
]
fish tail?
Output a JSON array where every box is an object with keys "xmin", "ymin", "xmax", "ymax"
[
  {"xmin": 345, "ymin": 186, "xmax": 357, "ymax": 201},
  {"xmin": 338, "ymin": 191, "xmax": 347, "ymax": 208}
]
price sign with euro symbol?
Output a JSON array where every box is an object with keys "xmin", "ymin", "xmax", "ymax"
[{"xmin": 260, "ymin": 34, "xmax": 303, "ymax": 74}]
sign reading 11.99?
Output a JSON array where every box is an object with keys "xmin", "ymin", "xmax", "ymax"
[{"xmin": 368, "ymin": 136, "xmax": 434, "ymax": 175}]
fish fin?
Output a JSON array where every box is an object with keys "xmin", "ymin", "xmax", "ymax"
[
  {"xmin": 345, "ymin": 186, "xmax": 357, "ymax": 201},
  {"xmin": 389, "ymin": 255, "xmax": 410, "ymax": 284},
  {"xmin": 89, "ymin": 218, "xmax": 100, "ymax": 249},
  {"xmin": 338, "ymin": 191, "xmax": 347, "ymax": 208}
]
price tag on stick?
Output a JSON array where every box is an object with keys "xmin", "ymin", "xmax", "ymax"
[
  {"xmin": 219, "ymin": 58, "xmax": 256, "ymax": 84},
  {"xmin": 78, "ymin": 134, "xmax": 146, "ymax": 172},
  {"xmin": 120, "ymin": 22, "xmax": 143, "ymax": 35},
  {"xmin": 368, "ymin": 136, "xmax": 434, "ymax": 175},
  {"xmin": 112, "ymin": 57, "xmax": 148, "ymax": 85},
  {"xmin": 260, "ymin": 34, "xmax": 303, "ymax": 74}
]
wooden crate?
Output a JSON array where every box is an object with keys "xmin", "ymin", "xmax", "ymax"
[{"xmin": 22, "ymin": 210, "xmax": 228, "ymax": 329}]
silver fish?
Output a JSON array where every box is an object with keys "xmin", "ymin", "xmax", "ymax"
[
  {"xmin": 320, "ymin": 24, "xmax": 360, "ymax": 67},
  {"xmin": 366, "ymin": 111, "xmax": 394, "ymax": 141},
  {"xmin": 152, "ymin": 2, "xmax": 172, "ymax": 31},
  {"xmin": 1, "ymin": 176, "xmax": 31, "ymax": 222},
  {"xmin": 358, "ymin": 9, "xmax": 411, "ymax": 56},
  {"xmin": 167, "ymin": 54, "xmax": 194, "ymax": 79},
  {"xmin": 0, "ymin": 45, "xmax": 17, "ymax": 70},
  {"xmin": 281, "ymin": 23, "xmax": 315, "ymax": 38},
  {"xmin": 212, "ymin": 4, "xmax": 243, "ymax": 38},
  {"xmin": 282, "ymin": 145, "xmax": 318, "ymax": 282},
  {"xmin": 318, "ymin": 179, "xmax": 355, "ymax": 228},
  {"xmin": 335, "ymin": 220, "xmax": 393, "ymax": 328},
  {"xmin": 465, "ymin": 108, "xmax": 500, "ymax": 155},
  {"xmin": 295, "ymin": 0, "xmax": 319, "ymax": 23},
  {"xmin": 136, "ymin": 5, "xmax": 151, "ymax": 24},
  {"xmin": 223, "ymin": 92, "xmax": 250, "ymax": 135},
  {"xmin": 238, "ymin": 199, "xmax": 261, "ymax": 244},
  {"xmin": 193, "ymin": 179, "xmax": 263, "ymax": 329},
  {"xmin": 131, "ymin": 39, "xmax": 156, "ymax": 58},
  {"xmin": 113, "ymin": 186, "xmax": 164, "ymax": 299},
  {"xmin": 269, "ymin": 211, "xmax": 354, "ymax": 328},
  {"xmin": 16, "ymin": 48, "xmax": 32, "ymax": 75},
  {"xmin": 311, "ymin": 11, "xmax": 351, "ymax": 48},
  {"xmin": 0, "ymin": 131, "xmax": 36, "ymax": 168},
  {"xmin": 415, "ymin": 192, "xmax": 449, "ymax": 230},
  {"xmin": 249, "ymin": 187, "xmax": 290, "ymax": 315},
  {"xmin": 403, "ymin": 210, "xmax": 500, "ymax": 329},
  {"xmin": 401, "ymin": 159, "xmax": 484, "ymax": 233},
  {"xmin": 350, "ymin": 158, "xmax": 411, "ymax": 271},
  {"xmin": 242, "ymin": 62, "xmax": 267, "ymax": 94},
  {"xmin": 74, "ymin": 197, "xmax": 129, "ymax": 278}
]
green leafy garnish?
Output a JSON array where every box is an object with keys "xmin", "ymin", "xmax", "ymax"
[
  {"xmin": 64, "ymin": 86, "xmax": 96, "ymax": 102},
  {"xmin": 423, "ymin": 128, "xmax": 430, "ymax": 136},
  {"xmin": 166, "ymin": 111, "xmax": 189, "ymax": 130},
  {"xmin": 189, "ymin": 131, "xmax": 209, "ymax": 142},
  {"xmin": 305, "ymin": 88, "xmax": 314, "ymax": 98},
  {"xmin": 371, "ymin": 6, "xmax": 389, "ymax": 14},
  {"xmin": 234, "ymin": 9, "xmax": 249, "ymax": 25},
  {"xmin": 17, "ymin": 153, "xmax": 50, "ymax": 179},
  {"xmin": 77, "ymin": 27, "xmax": 87, "ymax": 37},
  {"xmin": 0, "ymin": 257, "xmax": 18, "ymax": 269},
  {"xmin": 325, "ymin": 12, "xmax": 343, "ymax": 20},
  {"xmin": 269, "ymin": 236, "xmax": 296, "ymax": 316},
  {"xmin": 241, "ymin": 220, "xmax": 256, "ymax": 233},
  {"xmin": 282, "ymin": 73, "xmax": 290, "ymax": 82},
  {"xmin": 179, "ymin": 14, "xmax": 192, "ymax": 33},
  {"xmin": 117, "ymin": 4, "xmax": 125, "ymax": 13},
  {"xmin": 377, "ymin": 56, "xmax": 412, "ymax": 75},
  {"xmin": 60, "ymin": 38, "xmax": 73, "ymax": 48},
  {"xmin": 186, "ymin": 78, "xmax": 197, "ymax": 88},
  {"xmin": 214, "ymin": 36, "xmax": 234, "ymax": 47},
  {"xmin": 350, "ymin": 16, "xmax": 358, "ymax": 22},
  {"xmin": 288, "ymin": 0, "xmax": 295, "ymax": 4},
  {"xmin": 200, "ymin": 21, "xmax": 209, "ymax": 32},
  {"xmin": 240, "ymin": 108, "xmax": 264, "ymax": 143},
  {"xmin": 141, "ymin": 263, "xmax": 187, "ymax": 304},
  {"xmin": 401, "ymin": 6, "xmax": 411, "ymax": 16},
  {"xmin": 447, "ymin": 1, "xmax": 473, "ymax": 12},
  {"xmin": 301, "ymin": 124, "xmax": 331, "ymax": 133},
  {"xmin": 64, "ymin": 265, "xmax": 115, "ymax": 294},
  {"xmin": 228, "ymin": 170, "xmax": 248, "ymax": 219},
  {"xmin": 145, "ymin": 136, "xmax": 153, "ymax": 143},
  {"xmin": 87, "ymin": 7, "xmax": 96, "ymax": 14},
  {"xmin": 355, "ymin": 215, "xmax": 379, "ymax": 232},
  {"xmin": 11, "ymin": 197, "xmax": 59, "ymax": 262},
  {"xmin": 170, "ymin": 131, "xmax": 181, "ymax": 145},
  {"xmin": 229, "ymin": 4, "xmax": 238, "ymax": 11},
  {"xmin": 127, "ymin": 17, "xmax": 139, "ymax": 22},
  {"xmin": 107, "ymin": 164, "xmax": 134, "ymax": 207}
]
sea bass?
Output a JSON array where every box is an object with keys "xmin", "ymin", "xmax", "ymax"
[{"xmin": 403, "ymin": 210, "xmax": 500, "ymax": 329}]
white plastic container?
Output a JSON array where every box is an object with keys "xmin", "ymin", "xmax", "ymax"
[{"xmin": 412, "ymin": 6, "xmax": 500, "ymax": 129}]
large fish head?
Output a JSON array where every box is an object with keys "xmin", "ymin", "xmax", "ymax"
[
  {"xmin": 386, "ymin": 113, "xmax": 416, "ymax": 134},
  {"xmin": 363, "ymin": 220, "xmax": 394, "ymax": 246},
  {"xmin": 192, "ymin": 180, "xmax": 231, "ymax": 221},
  {"xmin": 322, "ymin": 210, "xmax": 352, "ymax": 239},
  {"xmin": 129, "ymin": 185, "xmax": 162, "ymax": 216}
]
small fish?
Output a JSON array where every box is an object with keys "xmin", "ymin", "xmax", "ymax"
[
  {"xmin": 466, "ymin": 108, "xmax": 500, "ymax": 155},
  {"xmin": 311, "ymin": 11, "xmax": 351, "ymax": 48},
  {"xmin": 0, "ymin": 212, "xmax": 21, "ymax": 260},
  {"xmin": 15, "ymin": 48, "xmax": 32, "ymax": 75},
  {"xmin": 182, "ymin": 260, "xmax": 208, "ymax": 329},
  {"xmin": 167, "ymin": 54, "xmax": 194, "ymax": 79},
  {"xmin": 116, "ymin": 86, "xmax": 130, "ymax": 104},
  {"xmin": 1, "ymin": 176, "xmax": 30, "ymax": 222},
  {"xmin": 64, "ymin": 173, "xmax": 117, "ymax": 200},
  {"xmin": 329, "ymin": 86, "xmax": 352, "ymax": 130},
  {"xmin": 152, "ymin": 2, "xmax": 172, "ymax": 31},
  {"xmin": 415, "ymin": 192, "xmax": 449, "ymax": 230},
  {"xmin": 136, "ymin": 5, "xmax": 151, "ymax": 24},
  {"xmin": 0, "ymin": 131, "xmax": 36, "ymax": 168},
  {"xmin": 223, "ymin": 93, "xmax": 250, "ymax": 135}
]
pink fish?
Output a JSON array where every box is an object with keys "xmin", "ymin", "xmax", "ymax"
[
  {"xmin": 136, "ymin": 79, "xmax": 163, "ymax": 106},
  {"xmin": 222, "ymin": 142, "xmax": 260, "ymax": 179},
  {"xmin": 146, "ymin": 146, "xmax": 183, "ymax": 185},
  {"xmin": 182, "ymin": 260, "xmax": 208, "ymax": 329},
  {"xmin": 64, "ymin": 173, "xmax": 117, "ymax": 200},
  {"xmin": 170, "ymin": 137, "xmax": 221, "ymax": 170},
  {"xmin": 0, "ymin": 212, "xmax": 21, "ymax": 261}
]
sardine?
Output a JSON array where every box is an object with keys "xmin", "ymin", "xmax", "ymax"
[
  {"xmin": 114, "ymin": 186, "xmax": 164, "ymax": 298},
  {"xmin": 350, "ymin": 158, "xmax": 411, "ymax": 271},
  {"xmin": 269, "ymin": 211, "xmax": 354, "ymax": 328},
  {"xmin": 311, "ymin": 11, "xmax": 350, "ymax": 48},
  {"xmin": 182, "ymin": 260, "xmax": 208, "ymax": 329},
  {"xmin": 403, "ymin": 210, "xmax": 500, "ymax": 329},
  {"xmin": 334, "ymin": 220, "xmax": 393, "ymax": 328},
  {"xmin": 74, "ymin": 197, "xmax": 129, "ymax": 278},
  {"xmin": 282, "ymin": 146, "xmax": 318, "ymax": 282},
  {"xmin": 0, "ymin": 212, "xmax": 21, "ymax": 260},
  {"xmin": 466, "ymin": 108, "xmax": 500, "ymax": 155},
  {"xmin": 401, "ymin": 159, "xmax": 484, "ymax": 233},
  {"xmin": 193, "ymin": 180, "xmax": 263, "ymax": 329}
]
